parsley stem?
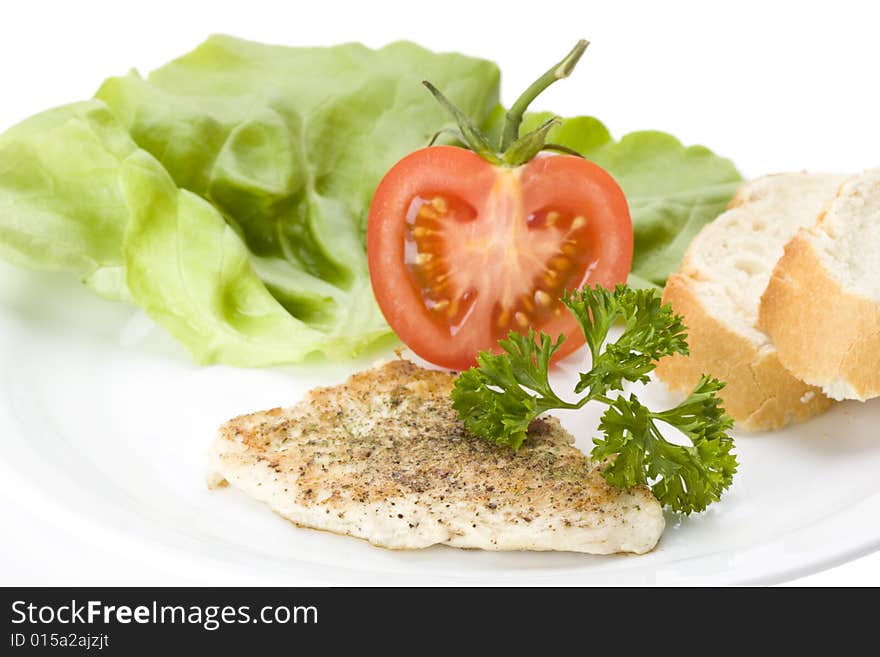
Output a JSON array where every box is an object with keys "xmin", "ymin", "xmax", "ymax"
[{"xmin": 574, "ymin": 392, "xmax": 614, "ymax": 407}]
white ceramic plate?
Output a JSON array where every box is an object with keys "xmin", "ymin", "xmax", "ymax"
[{"xmin": 1, "ymin": 260, "xmax": 879, "ymax": 586}]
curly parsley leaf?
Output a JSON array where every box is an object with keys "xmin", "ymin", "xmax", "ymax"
[
  {"xmin": 451, "ymin": 331, "xmax": 576, "ymax": 449},
  {"xmin": 593, "ymin": 376, "xmax": 737, "ymax": 514},
  {"xmin": 564, "ymin": 285, "xmax": 688, "ymax": 396},
  {"xmin": 452, "ymin": 284, "xmax": 737, "ymax": 514}
]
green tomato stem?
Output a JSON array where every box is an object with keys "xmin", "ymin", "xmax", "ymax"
[
  {"xmin": 422, "ymin": 81, "xmax": 501, "ymax": 164},
  {"xmin": 500, "ymin": 116, "xmax": 561, "ymax": 166},
  {"xmin": 500, "ymin": 39, "xmax": 589, "ymax": 152},
  {"xmin": 541, "ymin": 143, "xmax": 585, "ymax": 157}
]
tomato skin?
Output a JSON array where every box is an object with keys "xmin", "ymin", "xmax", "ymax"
[{"xmin": 367, "ymin": 145, "xmax": 632, "ymax": 370}]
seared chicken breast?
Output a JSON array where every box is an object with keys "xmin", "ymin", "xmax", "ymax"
[{"xmin": 210, "ymin": 360, "xmax": 664, "ymax": 554}]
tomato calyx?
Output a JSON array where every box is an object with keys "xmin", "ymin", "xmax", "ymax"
[{"xmin": 422, "ymin": 39, "xmax": 589, "ymax": 167}]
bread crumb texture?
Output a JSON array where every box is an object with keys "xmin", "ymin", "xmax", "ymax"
[
  {"xmin": 656, "ymin": 173, "xmax": 841, "ymax": 430},
  {"xmin": 760, "ymin": 169, "xmax": 880, "ymax": 401}
]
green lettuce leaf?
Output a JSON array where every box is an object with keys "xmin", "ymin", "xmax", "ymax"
[
  {"xmin": 520, "ymin": 114, "xmax": 742, "ymax": 287},
  {"xmin": 0, "ymin": 100, "xmax": 386, "ymax": 364},
  {"xmin": 102, "ymin": 37, "xmax": 500, "ymax": 362},
  {"xmin": 0, "ymin": 37, "xmax": 500, "ymax": 364},
  {"xmin": 119, "ymin": 149, "xmax": 375, "ymax": 365},
  {"xmin": 0, "ymin": 101, "xmax": 136, "ymax": 301}
]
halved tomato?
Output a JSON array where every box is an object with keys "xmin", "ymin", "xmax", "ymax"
[{"xmin": 367, "ymin": 145, "xmax": 632, "ymax": 370}]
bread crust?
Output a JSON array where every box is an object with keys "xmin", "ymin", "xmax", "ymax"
[
  {"xmin": 759, "ymin": 232, "xmax": 880, "ymax": 401},
  {"xmin": 656, "ymin": 272, "xmax": 832, "ymax": 431}
]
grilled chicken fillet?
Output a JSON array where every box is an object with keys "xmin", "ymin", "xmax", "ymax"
[{"xmin": 210, "ymin": 360, "xmax": 664, "ymax": 554}]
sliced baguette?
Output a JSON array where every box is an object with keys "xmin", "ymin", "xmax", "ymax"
[
  {"xmin": 655, "ymin": 173, "xmax": 845, "ymax": 430},
  {"xmin": 759, "ymin": 169, "xmax": 880, "ymax": 401}
]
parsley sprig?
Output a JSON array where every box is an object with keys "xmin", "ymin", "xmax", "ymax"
[{"xmin": 451, "ymin": 284, "xmax": 737, "ymax": 514}]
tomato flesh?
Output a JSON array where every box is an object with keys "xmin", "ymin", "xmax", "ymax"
[
  {"xmin": 368, "ymin": 146, "xmax": 633, "ymax": 370},
  {"xmin": 405, "ymin": 187, "xmax": 596, "ymax": 340}
]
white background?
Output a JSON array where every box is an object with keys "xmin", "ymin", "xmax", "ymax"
[{"xmin": 0, "ymin": 0, "xmax": 878, "ymax": 586}]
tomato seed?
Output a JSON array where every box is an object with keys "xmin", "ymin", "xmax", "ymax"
[
  {"xmin": 418, "ymin": 205, "xmax": 438, "ymax": 219},
  {"xmin": 550, "ymin": 256, "xmax": 570, "ymax": 271}
]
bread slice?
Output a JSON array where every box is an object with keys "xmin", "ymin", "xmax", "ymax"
[
  {"xmin": 759, "ymin": 169, "xmax": 880, "ymax": 401},
  {"xmin": 655, "ymin": 173, "xmax": 845, "ymax": 430}
]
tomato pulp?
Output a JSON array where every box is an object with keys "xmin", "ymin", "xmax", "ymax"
[{"xmin": 367, "ymin": 146, "xmax": 633, "ymax": 370}]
